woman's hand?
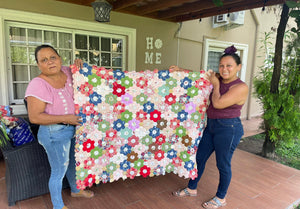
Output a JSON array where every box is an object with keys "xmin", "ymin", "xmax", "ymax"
[
  {"xmin": 63, "ymin": 115, "xmax": 82, "ymax": 126},
  {"xmin": 74, "ymin": 59, "xmax": 83, "ymax": 69},
  {"xmin": 205, "ymin": 69, "xmax": 219, "ymax": 86},
  {"xmin": 169, "ymin": 65, "xmax": 181, "ymax": 71}
]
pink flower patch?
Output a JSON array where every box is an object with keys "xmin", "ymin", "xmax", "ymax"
[
  {"xmin": 79, "ymin": 82, "xmax": 93, "ymax": 96},
  {"xmin": 172, "ymin": 157, "xmax": 182, "ymax": 167},
  {"xmin": 128, "ymin": 135, "xmax": 139, "ymax": 147},
  {"xmin": 126, "ymin": 168, "xmax": 138, "ymax": 179},
  {"xmin": 106, "ymin": 145, "xmax": 117, "ymax": 157},
  {"xmin": 154, "ymin": 150, "xmax": 165, "ymax": 161},
  {"xmin": 106, "ymin": 128, "xmax": 117, "ymax": 140}
]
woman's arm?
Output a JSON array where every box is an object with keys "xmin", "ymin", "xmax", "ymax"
[
  {"xmin": 169, "ymin": 65, "xmax": 192, "ymax": 72},
  {"xmin": 207, "ymin": 70, "xmax": 248, "ymax": 109},
  {"xmin": 27, "ymin": 96, "xmax": 81, "ymax": 125}
]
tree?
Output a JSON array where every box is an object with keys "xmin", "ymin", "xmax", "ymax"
[{"xmin": 254, "ymin": 1, "xmax": 300, "ymax": 158}]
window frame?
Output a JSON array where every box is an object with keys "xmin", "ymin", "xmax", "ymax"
[
  {"xmin": 203, "ymin": 38, "xmax": 248, "ymax": 82},
  {"xmin": 0, "ymin": 8, "xmax": 136, "ymax": 115}
]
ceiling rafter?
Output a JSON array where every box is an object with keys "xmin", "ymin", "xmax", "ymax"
[
  {"xmin": 172, "ymin": 0, "xmax": 287, "ymax": 22},
  {"xmin": 111, "ymin": 0, "xmax": 143, "ymax": 11},
  {"xmin": 157, "ymin": 0, "xmax": 244, "ymax": 20},
  {"xmin": 135, "ymin": 0, "xmax": 198, "ymax": 16},
  {"xmin": 55, "ymin": 0, "xmax": 289, "ymax": 22}
]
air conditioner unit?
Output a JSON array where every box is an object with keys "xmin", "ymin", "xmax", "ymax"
[
  {"xmin": 212, "ymin": 14, "xmax": 229, "ymax": 28},
  {"xmin": 212, "ymin": 11, "xmax": 245, "ymax": 30},
  {"xmin": 224, "ymin": 11, "xmax": 245, "ymax": 30},
  {"xmin": 216, "ymin": 14, "xmax": 227, "ymax": 23}
]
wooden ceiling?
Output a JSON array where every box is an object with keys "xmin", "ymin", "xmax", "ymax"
[{"xmin": 55, "ymin": 0, "xmax": 288, "ymax": 22}]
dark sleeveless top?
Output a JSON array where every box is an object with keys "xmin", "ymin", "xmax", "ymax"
[{"xmin": 206, "ymin": 78, "xmax": 245, "ymax": 119}]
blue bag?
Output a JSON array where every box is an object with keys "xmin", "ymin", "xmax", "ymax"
[{"xmin": 8, "ymin": 117, "xmax": 35, "ymax": 146}]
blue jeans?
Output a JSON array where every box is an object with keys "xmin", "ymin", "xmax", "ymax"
[
  {"xmin": 188, "ymin": 118, "xmax": 244, "ymax": 199},
  {"xmin": 38, "ymin": 124, "xmax": 80, "ymax": 209}
]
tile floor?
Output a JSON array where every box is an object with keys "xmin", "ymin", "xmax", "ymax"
[{"xmin": 0, "ymin": 116, "xmax": 299, "ymax": 209}]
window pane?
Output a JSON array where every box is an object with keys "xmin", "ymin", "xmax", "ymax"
[
  {"xmin": 59, "ymin": 32, "xmax": 72, "ymax": 49},
  {"xmin": 11, "ymin": 46, "xmax": 28, "ymax": 64},
  {"xmin": 28, "ymin": 29, "xmax": 42, "ymax": 46},
  {"xmin": 30, "ymin": 66, "xmax": 40, "ymax": 80},
  {"xmin": 208, "ymin": 51, "xmax": 221, "ymax": 72},
  {"xmin": 89, "ymin": 52, "xmax": 100, "ymax": 65},
  {"xmin": 101, "ymin": 37, "xmax": 110, "ymax": 51},
  {"xmin": 29, "ymin": 47, "xmax": 36, "ymax": 64},
  {"xmin": 112, "ymin": 53, "xmax": 122, "ymax": 67},
  {"xmin": 60, "ymin": 50, "xmax": 72, "ymax": 65},
  {"xmin": 101, "ymin": 53, "xmax": 110, "ymax": 66},
  {"xmin": 89, "ymin": 36, "xmax": 99, "ymax": 50},
  {"xmin": 112, "ymin": 39, "xmax": 122, "ymax": 52},
  {"xmin": 13, "ymin": 83, "xmax": 28, "ymax": 99},
  {"xmin": 45, "ymin": 31, "xmax": 58, "ymax": 47},
  {"xmin": 76, "ymin": 34, "xmax": 87, "ymax": 50},
  {"xmin": 75, "ymin": 51, "xmax": 88, "ymax": 63},
  {"xmin": 12, "ymin": 65, "xmax": 28, "ymax": 81},
  {"xmin": 10, "ymin": 27, "xmax": 26, "ymax": 45}
]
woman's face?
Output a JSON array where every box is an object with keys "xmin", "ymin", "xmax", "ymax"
[
  {"xmin": 218, "ymin": 56, "xmax": 241, "ymax": 83},
  {"xmin": 36, "ymin": 47, "xmax": 62, "ymax": 76}
]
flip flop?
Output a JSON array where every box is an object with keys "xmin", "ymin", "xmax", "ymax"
[
  {"xmin": 71, "ymin": 190, "xmax": 94, "ymax": 198},
  {"xmin": 202, "ymin": 197, "xmax": 227, "ymax": 209},
  {"xmin": 172, "ymin": 188, "xmax": 197, "ymax": 197}
]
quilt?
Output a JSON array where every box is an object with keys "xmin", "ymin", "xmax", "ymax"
[{"xmin": 71, "ymin": 63, "xmax": 212, "ymax": 189}]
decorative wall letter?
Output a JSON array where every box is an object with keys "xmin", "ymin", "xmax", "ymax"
[{"xmin": 145, "ymin": 37, "xmax": 163, "ymax": 65}]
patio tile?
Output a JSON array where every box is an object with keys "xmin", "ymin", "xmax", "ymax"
[{"xmin": 0, "ymin": 117, "xmax": 299, "ymax": 209}]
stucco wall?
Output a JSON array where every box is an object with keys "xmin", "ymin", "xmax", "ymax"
[{"xmin": 0, "ymin": 0, "xmax": 295, "ymax": 120}]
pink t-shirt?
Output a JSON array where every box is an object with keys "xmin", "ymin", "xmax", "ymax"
[{"xmin": 25, "ymin": 66, "xmax": 75, "ymax": 115}]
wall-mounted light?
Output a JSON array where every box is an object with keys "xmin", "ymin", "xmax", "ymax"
[{"xmin": 91, "ymin": 0, "xmax": 112, "ymax": 22}]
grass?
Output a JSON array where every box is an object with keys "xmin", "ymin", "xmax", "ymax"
[
  {"xmin": 241, "ymin": 133, "xmax": 300, "ymax": 170},
  {"xmin": 275, "ymin": 138, "xmax": 300, "ymax": 170}
]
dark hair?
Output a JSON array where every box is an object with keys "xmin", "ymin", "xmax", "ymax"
[
  {"xmin": 220, "ymin": 45, "xmax": 241, "ymax": 65},
  {"xmin": 34, "ymin": 44, "xmax": 60, "ymax": 63}
]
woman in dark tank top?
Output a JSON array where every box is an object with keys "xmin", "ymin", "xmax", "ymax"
[{"xmin": 172, "ymin": 45, "xmax": 249, "ymax": 209}]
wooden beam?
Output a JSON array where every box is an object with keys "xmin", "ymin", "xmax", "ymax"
[
  {"xmin": 158, "ymin": 0, "xmax": 244, "ymax": 19},
  {"xmin": 135, "ymin": 0, "xmax": 198, "ymax": 15},
  {"xmin": 55, "ymin": 0, "xmax": 94, "ymax": 7},
  {"xmin": 171, "ymin": 0, "xmax": 287, "ymax": 22},
  {"xmin": 111, "ymin": 0, "xmax": 144, "ymax": 11}
]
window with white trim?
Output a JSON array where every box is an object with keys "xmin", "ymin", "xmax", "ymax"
[
  {"xmin": 7, "ymin": 22, "xmax": 126, "ymax": 104},
  {"xmin": 203, "ymin": 39, "xmax": 248, "ymax": 82}
]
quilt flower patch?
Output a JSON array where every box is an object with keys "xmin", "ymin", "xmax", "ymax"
[{"xmin": 72, "ymin": 63, "xmax": 212, "ymax": 189}]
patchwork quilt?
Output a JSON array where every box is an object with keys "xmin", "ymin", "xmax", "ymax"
[{"xmin": 71, "ymin": 63, "xmax": 212, "ymax": 189}]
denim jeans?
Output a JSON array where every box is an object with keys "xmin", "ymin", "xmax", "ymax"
[
  {"xmin": 188, "ymin": 118, "xmax": 244, "ymax": 199},
  {"xmin": 38, "ymin": 124, "xmax": 80, "ymax": 209}
]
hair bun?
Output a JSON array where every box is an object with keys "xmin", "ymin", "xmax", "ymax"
[{"xmin": 224, "ymin": 45, "xmax": 237, "ymax": 55}]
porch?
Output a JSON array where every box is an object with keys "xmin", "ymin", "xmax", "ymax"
[{"xmin": 0, "ymin": 117, "xmax": 299, "ymax": 209}]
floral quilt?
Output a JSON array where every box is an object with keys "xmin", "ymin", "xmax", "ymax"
[{"xmin": 71, "ymin": 63, "xmax": 212, "ymax": 189}]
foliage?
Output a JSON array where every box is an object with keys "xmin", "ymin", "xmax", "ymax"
[
  {"xmin": 253, "ymin": 29, "xmax": 300, "ymax": 145},
  {"xmin": 276, "ymin": 138, "xmax": 300, "ymax": 169},
  {"xmin": 212, "ymin": 0, "xmax": 223, "ymax": 7},
  {"xmin": 241, "ymin": 133, "xmax": 300, "ymax": 170},
  {"xmin": 0, "ymin": 121, "xmax": 11, "ymax": 148}
]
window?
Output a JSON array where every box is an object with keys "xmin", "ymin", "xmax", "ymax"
[
  {"xmin": 203, "ymin": 39, "xmax": 248, "ymax": 82},
  {"xmin": 7, "ymin": 22, "xmax": 126, "ymax": 104}
]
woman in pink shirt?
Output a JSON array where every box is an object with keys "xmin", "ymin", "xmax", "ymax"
[{"xmin": 25, "ymin": 45, "xmax": 94, "ymax": 209}]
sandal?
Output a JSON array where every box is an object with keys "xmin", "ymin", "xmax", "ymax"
[
  {"xmin": 172, "ymin": 188, "xmax": 197, "ymax": 197},
  {"xmin": 202, "ymin": 197, "xmax": 226, "ymax": 209},
  {"xmin": 71, "ymin": 190, "xmax": 94, "ymax": 198}
]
